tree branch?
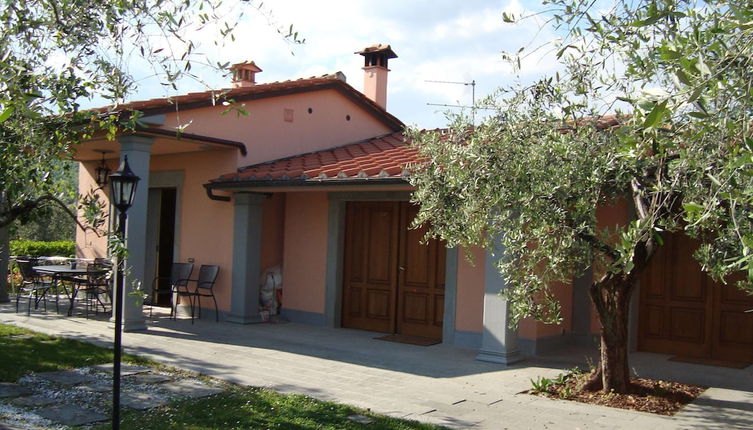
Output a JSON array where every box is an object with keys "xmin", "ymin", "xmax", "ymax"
[
  {"xmin": 0, "ymin": 194, "xmax": 102, "ymax": 236},
  {"xmin": 630, "ymin": 178, "xmax": 650, "ymax": 220},
  {"xmin": 577, "ymin": 229, "xmax": 621, "ymax": 261}
]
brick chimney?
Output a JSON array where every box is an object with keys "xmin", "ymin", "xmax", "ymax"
[
  {"xmin": 229, "ymin": 61, "xmax": 262, "ymax": 88},
  {"xmin": 356, "ymin": 44, "xmax": 397, "ymax": 109}
]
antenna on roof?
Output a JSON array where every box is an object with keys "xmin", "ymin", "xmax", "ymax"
[{"xmin": 425, "ymin": 79, "xmax": 484, "ymax": 124}]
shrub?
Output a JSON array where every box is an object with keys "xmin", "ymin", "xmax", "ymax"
[{"xmin": 10, "ymin": 240, "xmax": 75, "ymax": 258}]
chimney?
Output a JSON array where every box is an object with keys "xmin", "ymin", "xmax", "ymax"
[
  {"xmin": 229, "ymin": 61, "xmax": 263, "ymax": 88},
  {"xmin": 356, "ymin": 44, "xmax": 397, "ymax": 109}
]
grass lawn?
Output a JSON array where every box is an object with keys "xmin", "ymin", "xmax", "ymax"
[
  {"xmin": 0, "ymin": 324, "xmax": 444, "ymax": 429},
  {"xmin": 0, "ymin": 323, "xmax": 150, "ymax": 382},
  {"xmin": 108, "ymin": 386, "xmax": 442, "ymax": 430}
]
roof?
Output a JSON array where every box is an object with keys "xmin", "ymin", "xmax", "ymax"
[
  {"xmin": 96, "ymin": 73, "xmax": 403, "ymax": 131},
  {"xmin": 207, "ymin": 132, "xmax": 418, "ymax": 189},
  {"xmin": 205, "ymin": 115, "xmax": 626, "ymax": 192}
]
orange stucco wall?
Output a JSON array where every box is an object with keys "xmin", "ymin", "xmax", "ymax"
[
  {"xmin": 590, "ymin": 197, "xmax": 630, "ymax": 333},
  {"xmin": 455, "ymin": 247, "xmax": 485, "ymax": 333},
  {"xmin": 281, "ymin": 192, "xmax": 329, "ymax": 314},
  {"xmin": 160, "ymin": 89, "xmax": 393, "ymax": 166}
]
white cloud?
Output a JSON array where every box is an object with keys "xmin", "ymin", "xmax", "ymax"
[{"xmin": 85, "ymin": 0, "xmax": 568, "ymax": 129}]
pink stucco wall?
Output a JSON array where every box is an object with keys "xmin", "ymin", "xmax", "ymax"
[
  {"xmin": 455, "ymin": 247, "xmax": 485, "ymax": 333},
  {"xmin": 160, "ymin": 89, "xmax": 393, "ymax": 166},
  {"xmin": 518, "ymin": 282, "xmax": 573, "ymax": 339},
  {"xmin": 281, "ymin": 192, "xmax": 329, "ymax": 314},
  {"xmin": 143, "ymin": 149, "xmax": 237, "ymax": 312},
  {"xmin": 76, "ymin": 160, "xmax": 115, "ymax": 259},
  {"xmin": 261, "ymin": 193, "xmax": 286, "ymax": 273}
]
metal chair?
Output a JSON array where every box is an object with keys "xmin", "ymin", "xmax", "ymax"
[
  {"xmin": 177, "ymin": 264, "xmax": 220, "ymax": 324},
  {"xmin": 15, "ymin": 258, "xmax": 57, "ymax": 315},
  {"xmin": 80, "ymin": 260, "xmax": 113, "ymax": 317},
  {"xmin": 149, "ymin": 262, "xmax": 193, "ymax": 318}
]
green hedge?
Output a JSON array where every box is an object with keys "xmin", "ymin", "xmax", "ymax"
[{"xmin": 10, "ymin": 240, "xmax": 75, "ymax": 258}]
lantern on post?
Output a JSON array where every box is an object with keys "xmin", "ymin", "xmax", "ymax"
[{"xmin": 94, "ymin": 150, "xmax": 112, "ymax": 188}]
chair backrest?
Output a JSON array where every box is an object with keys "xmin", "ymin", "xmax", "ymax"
[
  {"xmin": 171, "ymin": 262, "xmax": 194, "ymax": 287},
  {"xmin": 15, "ymin": 259, "xmax": 39, "ymax": 283},
  {"xmin": 87, "ymin": 262, "xmax": 112, "ymax": 284},
  {"xmin": 196, "ymin": 265, "xmax": 219, "ymax": 290}
]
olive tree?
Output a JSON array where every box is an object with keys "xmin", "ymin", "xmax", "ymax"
[{"xmin": 409, "ymin": 0, "xmax": 753, "ymax": 393}]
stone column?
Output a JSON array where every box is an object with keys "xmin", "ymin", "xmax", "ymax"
[
  {"xmin": 476, "ymin": 242, "xmax": 522, "ymax": 365},
  {"xmin": 0, "ymin": 225, "xmax": 9, "ymax": 303},
  {"xmin": 226, "ymin": 193, "xmax": 265, "ymax": 324},
  {"xmin": 118, "ymin": 135, "xmax": 153, "ymax": 331}
]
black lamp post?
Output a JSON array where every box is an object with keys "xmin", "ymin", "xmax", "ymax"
[{"xmin": 108, "ymin": 155, "xmax": 140, "ymax": 430}]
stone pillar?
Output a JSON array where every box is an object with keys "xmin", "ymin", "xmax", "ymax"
[
  {"xmin": 0, "ymin": 225, "xmax": 9, "ymax": 303},
  {"xmin": 118, "ymin": 135, "xmax": 153, "ymax": 331},
  {"xmin": 226, "ymin": 193, "xmax": 265, "ymax": 324},
  {"xmin": 476, "ymin": 242, "xmax": 522, "ymax": 365},
  {"xmin": 572, "ymin": 266, "xmax": 593, "ymax": 346}
]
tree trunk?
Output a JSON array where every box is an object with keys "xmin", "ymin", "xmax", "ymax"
[{"xmin": 588, "ymin": 277, "xmax": 634, "ymax": 393}]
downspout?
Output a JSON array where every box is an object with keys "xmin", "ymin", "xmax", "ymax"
[{"xmin": 204, "ymin": 184, "xmax": 231, "ymax": 202}]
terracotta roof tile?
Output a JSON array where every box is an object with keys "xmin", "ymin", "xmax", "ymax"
[{"xmin": 211, "ymin": 131, "xmax": 418, "ymax": 186}]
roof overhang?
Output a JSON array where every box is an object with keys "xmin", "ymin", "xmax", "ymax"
[
  {"xmin": 204, "ymin": 177, "xmax": 412, "ymax": 200},
  {"xmin": 73, "ymin": 129, "xmax": 246, "ymax": 162}
]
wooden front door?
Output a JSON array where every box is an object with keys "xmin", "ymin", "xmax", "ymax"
[
  {"xmin": 341, "ymin": 201, "xmax": 445, "ymax": 340},
  {"xmin": 638, "ymin": 232, "xmax": 753, "ymax": 362}
]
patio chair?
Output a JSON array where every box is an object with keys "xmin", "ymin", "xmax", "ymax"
[
  {"xmin": 80, "ymin": 260, "xmax": 113, "ymax": 317},
  {"xmin": 176, "ymin": 264, "xmax": 220, "ymax": 324},
  {"xmin": 15, "ymin": 258, "xmax": 58, "ymax": 315},
  {"xmin": 149, "ymin": 262, "xmax": 194, "ymax": 318}
]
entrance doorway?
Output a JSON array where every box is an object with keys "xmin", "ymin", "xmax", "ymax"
[
  {"xmin": 341, "ymin": 201, "xmax": 446, "ymax": 340},
  {"xmin": 638, "ymin": 232, "xmax": 753, "ymax": 362},
  {"xmin": 145, "ymin": 188, "xmax": 177, "ymax": 306}
]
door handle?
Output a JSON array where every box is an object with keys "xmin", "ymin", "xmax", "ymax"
[{"xmin": 399, "ymin": 266, "xmax": 405, "ymax": 271}]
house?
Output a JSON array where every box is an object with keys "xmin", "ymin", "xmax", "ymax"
[{"xmin": 74, "ymin": 45, "xmax": 753, "ymax": 365}]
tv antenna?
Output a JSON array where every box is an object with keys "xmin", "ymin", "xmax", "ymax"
[
  {"xmin": 426, "ymin": 79, "xmax": 476, "ymax": 108},
  {"xmin": 425, "ymin": 79, "xmax": 481, "ymax": 123}
]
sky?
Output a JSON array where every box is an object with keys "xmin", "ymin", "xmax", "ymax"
[{"xmin": 112, "ymin": 0, "xmax": 563, "ymax": 130}]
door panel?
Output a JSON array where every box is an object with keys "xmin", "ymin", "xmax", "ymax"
[
  {"xmin": 639, "ymin": 232, "xmax": 753, "ymax": 361},
  {"xmin": 712, "ymin": 272, "xmax": 753, "ymax": 361},
  {"xmin": 396, "ymin": 203, "xmax": 445, "ymax": 339},
  {"xmin": 341, "ymin": 201, "xmax": 446, "ymax": 340},
  {"xmin": 341, "ymin": 202, "xmax": 398, "ymax": 333}
]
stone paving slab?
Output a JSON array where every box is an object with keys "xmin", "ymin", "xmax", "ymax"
[
  {"xmin": 121, "ymin": 391, "xmax": 170, "ymax": 410},
  {"xmin": 0, "ymin": 383, "xmax": 33, "ymax": 399},
  {"xmin": 90, "ymin": 363, "xmax": 152, "ymax": 376},
  {"xmin": 8, "ymin": 395, "xmax": 58, "ymax": 408},
  {"xmin": 35, "ymin": 370, "xmax": 95, "ymax": 386},
  {"xmin": 77, "ymin": 381, "xmax": 112, "ymax": 393},
  {"xmin": 125, "ymin": 372, "xmax": 172, "ymax": 384},
  {"xmin": 160, "ymin": 379, "xmax": 223, "ymax": 399},
  {"xmin": 35, "ymin": 404, "xmax": 108, "ymax": 426}
]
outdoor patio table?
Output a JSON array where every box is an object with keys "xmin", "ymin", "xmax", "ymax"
[{"xmin": 32, "ymin": 265, "xmax": 110, "ymax": 316}]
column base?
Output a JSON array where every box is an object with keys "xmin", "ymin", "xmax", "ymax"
[
  {"xmin": 225, "ymin": 313, "xmax": 265, "ymax": 324},
  {"xmin": 123, "ymin": 317, "xmax": 148, "ymax": 332},
  {"xmin": 476, "ymin": 348, "xmax": 523, "ymax": 365}
]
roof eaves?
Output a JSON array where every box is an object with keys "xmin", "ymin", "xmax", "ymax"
[
  {"xmin": 134, "ymin": 127, "xmax": 247, "ymax": 156},
  {"xmin": 206, "ymin": 176, "xmax": 409, "ymax": 190}
]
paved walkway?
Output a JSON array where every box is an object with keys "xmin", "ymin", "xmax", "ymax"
[{"xmin": 1, "ymin": 303, "xmax": 752, "ymax": 429}]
